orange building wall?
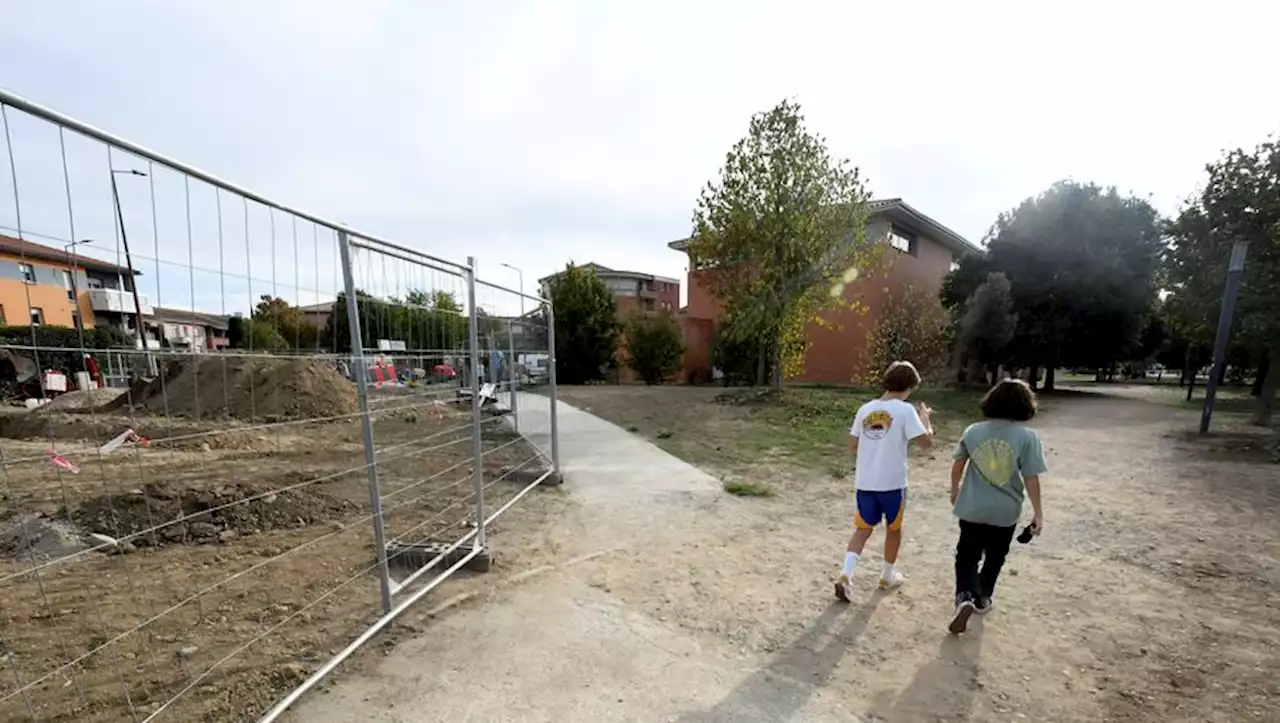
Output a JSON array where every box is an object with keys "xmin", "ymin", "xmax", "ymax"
[
  {"xmin": 798, "ymin": 224, "xmax": 953, "ymax": 384},
  {"xmin": 676, "ymin": 222, "xmax": 957, "ymax": 385},
  {"xmin": 0, "ymin": 253, "xmax": 96, "ymax": 328}
]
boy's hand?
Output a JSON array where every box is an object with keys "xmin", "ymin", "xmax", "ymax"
[
  {"xmin": 949, "ymin": 484, "xmax": 959, "ymax": 505},
  {"xmin": 1031, "ymin": 513, "xmax": 1044, "ymax": 536},
  {"xmin": 916, "ymin": 402, "xmax": 933, "ymax": 420}
]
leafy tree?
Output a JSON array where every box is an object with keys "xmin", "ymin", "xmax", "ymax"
[
  {"xmin": 624, "ymin": 311, "xmax": 684, "ymax": 384},
  {"xmin": 944, "ymin": 181, "xmax": 1163, "ymax": 390},
  {"xmin": 689, "ymin": 99, "xmax": 878, "ymax": 389},
  {"xmin": 860, "ymin": 285, "xmax": 952, "ymax": 385},
  {"xmin": 956, "ymin": 272, "xmax": 1017, "ymax": 386},
  {"xmin": 545, "ymin": 262, "xmax": 620, "ymax": 384},
  {"xmin": 324, "ymin": 290, "xmax": 469, "ymax": 354},
  {"xmin": 253, "ymin": 295, "xmax": 320, "ymax": 349},
  {"xmin": 1164, "ymin": 137, "xmax": 1280, "ymax": 424},
  {"xmin": 244, "ymin": 319, "xmax": 290, "ymax": 352}
]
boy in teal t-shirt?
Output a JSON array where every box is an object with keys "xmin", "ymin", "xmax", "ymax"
[{"xmin": 947, "ymin": 378, "xmax": 1047, "ymax": 634}]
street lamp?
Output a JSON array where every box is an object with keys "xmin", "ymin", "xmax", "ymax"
[
  {"xmin": 500, "ymin": 262, "xmax": 525, "ymax": 317},
  {"xmin": 1200, "ymin": 240, "xmax": 1250, "ymax": 434},
  {"xmin": 110, "ymin": 168, "xmax": 149, "ymax": 352},
  {"xmin": 63, "ymin": 238, "xmax": 92, "ymax": 335}
]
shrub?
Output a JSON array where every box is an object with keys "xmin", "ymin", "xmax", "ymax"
[
  {"xmin": 625, "ymin": 312, "xmax": 683, "ymax": 384},
  {"xmin": 860, "ymin": 285, "xmax": 952, "ymax": 385}
]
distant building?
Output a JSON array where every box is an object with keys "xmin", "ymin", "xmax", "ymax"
[
  {"xmin": 668, "ymin": 198, "xmax": 981, "ymax": 384},
  {"xmin": 538, "ymin": 263, "xmax": 680, "ymax": 315},
  {"xmin": 297, "ymin": 301, "xmax": 335, "ymax": 332},
  {"xmin": 151, "ymin": 307, "xmax": 230, "ymax": 351},
  {"xmin": 0, "ymin": 233, "xmax": 155, "ymax": 346}
]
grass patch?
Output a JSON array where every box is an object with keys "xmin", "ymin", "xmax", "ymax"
[
  {"xmin": 723, "ymin": 479, "xmax": 774, "ymax": 497},
  {"xmin": 724, "ymin": 386, "xmax": 980, "ymax": 470}
]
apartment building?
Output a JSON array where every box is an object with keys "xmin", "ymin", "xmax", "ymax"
[{"xmin": 0, "ymin": 234, "xmax": 153, "ymax": 343}]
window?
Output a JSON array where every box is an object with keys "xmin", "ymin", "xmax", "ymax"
[
  {"xmin": 71, "ymin": 311, "xmax": 81, "ymax": 331},
  {"xmin": 888, "ymin": 226, "xmax": 916, "ymax": 255},
  {"xmin": 643, "ymin": 298, "xmax": 655, "ymax": 311},
  {"xmin": 29, "ymin": 308, "xmax": 43, "ymax": 326},
  {"xmin": 62, "ymin": 270, "xmax": 75, "ymax": 300},
  {"xmin": 19, "ymin": 263, "xmax": 35, "ymax": 283}
]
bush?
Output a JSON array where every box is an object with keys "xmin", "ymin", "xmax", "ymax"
[
  {"xmin": 0, "ymin": 325, "xmax": 136, "ymax": 385},
  {"xmin": 625, "ymin": 312, "xmax": 683, "ymax": 385},
  {"xmin": 860, "ymin": 285, "xmax": 952, "ymax": 385},
  {"xmin": 711, "ymin": 328, "xmax": 766, "ymax": 386}
]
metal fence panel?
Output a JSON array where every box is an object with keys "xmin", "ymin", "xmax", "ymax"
[{"xmin": 0, "ymin": 88, "xmax": 559, "ymax": 722}]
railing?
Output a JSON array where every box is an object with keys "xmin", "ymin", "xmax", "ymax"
[{"xmin": 0, "ymin": 88, "xmax": 560, "ymax": 722}]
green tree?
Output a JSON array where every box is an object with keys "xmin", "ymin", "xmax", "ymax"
[
  {"xmin": 689, "ymin": 99, "xmax": 878, "ymax": 389},
  {"xmin": 1164, "ymin": 137, "xmax": 1280, "ymax": 424},
  {"xmin": 253, "ymin": 295, "xmax": 320, "ymax": 349},
  {"xmin": 546, "ymin": 262, "xmax": 620, "ymax": 384},
  {"xmin": 625, "ymin": 311, "xmax": 684, "ymax": 384},
  {"xmin": 955, "ymin": 272, "xmax": 1017, "ymax": 386},
  {"xmin": 324, "ymin": 290, "xmax": 470, "ymax": 354},
  {"xmin": 944, "ymin": 181, "xmax": 1163, "ymax": 390}
]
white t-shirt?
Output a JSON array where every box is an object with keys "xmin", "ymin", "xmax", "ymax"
[{"xmin": 849, "ymin": 398, "xmax": 928, "ymax": 491}]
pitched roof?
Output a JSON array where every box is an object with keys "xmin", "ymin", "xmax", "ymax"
[
  {"xmin": 538, "ymin": 262, "xmax": 680, "ymax": 285},
  {"xmin": 0, "ymin": 234, "xmax": 139, "ymax": 275},
  {"xmin": 666, "ymin": 198, "xmax": 981, "ymax": 256},
  {"xmin": 152, "ymin": 306, "xmax": 230, "ymax": 329}
]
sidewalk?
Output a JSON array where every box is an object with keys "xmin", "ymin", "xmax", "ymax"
[{"xmin": 288, "ymin": 398, "xmax": 853, "ymax": 722}]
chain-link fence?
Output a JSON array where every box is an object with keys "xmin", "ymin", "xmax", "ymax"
[{"xmin": 0, "ymin": 89, "xmax": 559, "ymax": 722}]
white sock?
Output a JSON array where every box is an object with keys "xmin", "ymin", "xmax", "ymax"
[
  {"xmin": 882, "ymin": 562, "xmax": 896, "ymax": 580},
  {"xmin": 841, "ymin": 552, "xmax": 859, "ymax": 576}
]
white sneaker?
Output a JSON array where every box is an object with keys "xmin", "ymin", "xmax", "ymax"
[
  {"xmin": 834, "ymin": 573, "xmax": 854, "ymax": 603},
  {"xmin": 878, "ymin": 569, "xmax": 905, "ymax": 591}
]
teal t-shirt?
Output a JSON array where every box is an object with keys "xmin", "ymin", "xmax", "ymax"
[{"xmin": 952, "ymin": 420, "xmax": 1048, "ymax": 527}]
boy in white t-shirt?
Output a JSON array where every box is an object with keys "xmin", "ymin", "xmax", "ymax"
[{"xmin": 834, "ymin": 360, "xmax": 934, "ymax": 602}]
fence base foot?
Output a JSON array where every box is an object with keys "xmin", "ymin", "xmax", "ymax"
[
  {"xmin": 543, "ymin": 470, "xmax": 564, "ymax": 487},
  {"xmin": 386, "ymin": 539, "xmax": 491, "ymax": 574}
]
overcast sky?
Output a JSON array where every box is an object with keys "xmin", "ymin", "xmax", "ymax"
[{"xmin": 1, "ymin": 1, "xmax": 1277, "ymax": 316}]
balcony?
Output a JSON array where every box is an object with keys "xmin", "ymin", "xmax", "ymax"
[{"xmin": 88, "ymin": 288, "xmax": 154, "ymax": 316}]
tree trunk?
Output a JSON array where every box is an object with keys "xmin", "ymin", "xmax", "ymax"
[
  {"xmin": 1251, "ymin": 344, "xmax": 1280, "ymax": 427},
  {"xmin": 754, "ymin": 342, "xmax": 766, "ymax": 387},
  {"xmin": 965, "ymin": 357, "xmax": 986, "ymax": 387},
  {"xmin": 1044, "ymin": 366, "xmax": 1056, "ymax": 392},
  {"xmin": 1027, "ymin": 366, "xmax": 1040, "ymax": 391},
  {"xmin": 770, "ymin": 336, "xmax": 783, "ymax": 391},
  {"xmin": 1252, "ymin": 350, "xmax": 1269, "ymax": 397}
]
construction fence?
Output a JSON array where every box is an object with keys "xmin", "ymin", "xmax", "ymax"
[{"xmin": 0, "ymin": 88, "xmax": 561, "ymax": 721}]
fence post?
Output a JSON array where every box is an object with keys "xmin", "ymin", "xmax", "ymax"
[
  {"xmin": 547, "ymin": 300, "xmax": 560, "ymax": 477},
  {"xmin": 337, "ymin": 230, "xmax": 393, "ymax": 614},
  {"xmin": 465, "ymin": 257, "xmax": 487, "ymax": 551},
  {"xmin": 507, "ymin": 317, "xmax": 518, "ymax": 434}
]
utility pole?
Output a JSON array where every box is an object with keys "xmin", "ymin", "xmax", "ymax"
[
  {"xmin": 110, "ymin": 168, "xmax": 149, "ymax": 351},
  {"xmin": 1200, "ymin": 240, "xmax": 1249, "ymax": 434}
]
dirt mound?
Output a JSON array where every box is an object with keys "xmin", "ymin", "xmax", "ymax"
[
  {"xmin": 44, "ymin": 387, "xmax": 127, "ymax": 412},
  {"xmin": 132, "ymin": 357, "xmax": 357, "ymax": 422},
  {"xmin": 71, "ymin": 479, "xmax": 359, "ymax": 547}
]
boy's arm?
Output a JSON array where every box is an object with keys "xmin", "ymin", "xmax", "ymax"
[
  {"xmin": 949, "ymin": 459, "xmax": 965, "ymax": 504},
  {"xmin": 909, "ymin": 403, "xmax": 934, "ymax": 449},
  {"xmin": 1025, "ymin": 475, "xmax": 1044, "ymax": 534}
]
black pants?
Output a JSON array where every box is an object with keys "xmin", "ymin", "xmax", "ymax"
[{"xmin": 955, "ymin": 520, "xmax": 1016, "ymax": 600}]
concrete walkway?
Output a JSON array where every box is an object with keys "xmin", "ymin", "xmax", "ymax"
[{"xmin": 289, "ymin": 397, "xmax": 852, "ymax": 722}]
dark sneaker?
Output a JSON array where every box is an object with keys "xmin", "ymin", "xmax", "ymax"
[
  {"xmin": 949, "ymin": 595, "xmax": 976, "ymax": 634},
  {"xmin": 974, "ymin": 596, "xmax": 995, "ymax": 615}
]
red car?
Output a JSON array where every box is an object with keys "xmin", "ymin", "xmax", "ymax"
[{"xmin": 433, "ymin": 362, "xmax": 456, "ymax": 380}]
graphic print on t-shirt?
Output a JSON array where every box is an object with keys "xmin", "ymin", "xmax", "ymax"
[
  {"xmin": 970, "ymin": 438, "xmax": 1016, "ymax": 486},
  {"xmin": 862, "ymin": 410, "xmax": 893, "ymax": 440}
]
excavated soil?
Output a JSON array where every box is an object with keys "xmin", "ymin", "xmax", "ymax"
[
  {"xmin": 70, "ymin": 479, "xmax": 360, "ymax": 549},
  {"xmin": 131, "ymin": 357, "xmax": 358, "ymax": 422}
]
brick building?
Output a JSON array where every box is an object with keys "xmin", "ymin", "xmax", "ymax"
[{"xmin": 668, "ymin": 198, "xmax": 980, "ymax": 384}]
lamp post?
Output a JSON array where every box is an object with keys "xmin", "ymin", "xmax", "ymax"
[
  {"xmin": 1200, "ymin": 240, "xmax": 1250, "ymax": 434},
  {"xmin": 110, "ymin": 168, "xmax": 149, "ymax": 352},
  {"xmin": 63, "ymin": 238, "xmax": 92, "ymax": 335},
  {"xmin": 500, "ymin": 262, "xmax": 524, "ymax": 317}
]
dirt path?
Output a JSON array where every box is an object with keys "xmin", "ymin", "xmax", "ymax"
[{"xmin": 299, "ymin": 389, "xmax": 1278, "ymax": 722}]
